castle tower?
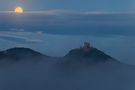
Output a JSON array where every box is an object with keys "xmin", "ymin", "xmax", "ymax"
[{"xmin": 82, "ymin": 42, "xmax": 91, "ymax": 52}]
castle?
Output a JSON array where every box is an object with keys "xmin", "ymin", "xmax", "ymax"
[{"xmin": 81, "ymin": 42, "xmax": 91, "ymax": 52}]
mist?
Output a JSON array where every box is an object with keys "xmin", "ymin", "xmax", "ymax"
[{"xmin": 0, "ymin": 58, "xmax": 135, "ymax": 90}]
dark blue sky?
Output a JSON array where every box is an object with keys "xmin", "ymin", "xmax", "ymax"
[{"xmin": 0, "ymin": 0, "xmax": 135, "ymax": 12}]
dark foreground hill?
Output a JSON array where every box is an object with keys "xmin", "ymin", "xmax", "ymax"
[
  {"xmin": 0, "ymin": 45, "xmax": 133, "ymax": 69},
  {"xmin": 0, "ymin": 47, "xmax": 116, "ymax": 63},
  {"xmin": 0, "ymin": 47, "xmax": 49, "ymax": 61},
  {"xmin": 64, "ymin": 47, "xmax": 117, "ymax": 63}
]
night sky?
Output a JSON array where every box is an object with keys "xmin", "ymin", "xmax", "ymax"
[{"xmin": 0, "ymin": 0, "xmax": 135, "ymax": 12}]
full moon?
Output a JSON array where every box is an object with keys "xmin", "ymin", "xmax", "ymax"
[{"xmin": 14, "ymin": 6, "xmax": 24, "ymax": 13}]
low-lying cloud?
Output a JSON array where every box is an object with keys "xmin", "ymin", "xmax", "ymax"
[
  {"xmin": 0, "ymin": 58, "xmax": 134, "ymax": 90},
  {"xmin": 0, "ymin": 36, "xmax": 43, "ymax": 44}
]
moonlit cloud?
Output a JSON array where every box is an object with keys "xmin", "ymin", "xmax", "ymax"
[
  {"xmin": 0, "ymin": 31, "xmax": 44, "ymax": 44},
  {"xmin": 0, "ymin": 36, "xmax": 42, "ymax": 44},
  {"xmin": 1, "ymin": 9, "xmax": 135, "ymax": 15}
]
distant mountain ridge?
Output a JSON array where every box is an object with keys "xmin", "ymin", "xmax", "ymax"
[{"xmin": 0, "ymin": 46, "xmax": 118, "ymax": 64}]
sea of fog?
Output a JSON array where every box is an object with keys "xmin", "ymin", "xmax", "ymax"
[{"xmin": 0, "ymin": 12, "xmax": 135, "ymax": 65}]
